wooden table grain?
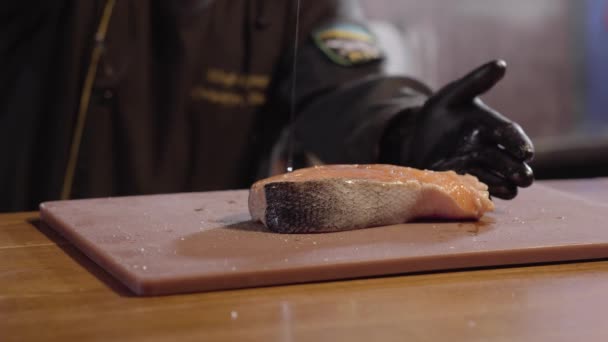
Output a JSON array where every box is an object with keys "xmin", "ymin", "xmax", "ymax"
[{"xmin": 2, "ymin": 180, "xmax": 608, "ymax": 341}]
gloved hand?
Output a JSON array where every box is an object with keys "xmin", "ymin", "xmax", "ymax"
[{"xmin": 381, "ymin": 60, "xmax": 534, "ymax": 199}]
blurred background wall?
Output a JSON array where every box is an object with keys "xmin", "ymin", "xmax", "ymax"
[{"xmin": 361, "ymin": 0, "xmax": 608, "ymax": 178}]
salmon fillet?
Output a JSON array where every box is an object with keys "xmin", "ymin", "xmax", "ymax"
[{"xmin": 249, "ymin": 164, "xmax": 494, "ymax": 233}]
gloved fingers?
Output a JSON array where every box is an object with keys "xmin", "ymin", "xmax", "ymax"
[
  {"xmin": 434, "ymin": 158, "xmax": 519, "ymax": 199},
  {"xmin": 431, "ymin": 151, "xmax": 531, "ymax": 190},
  {"xmin": 475, "ymin": 104, "xmax": 535, "ymax": 162},
  {"xmin": 432, "ymin": 129, "xmax": 534, "ymax": 188},
  {"xmin": 494, "ymin": 121, "xmax": 534, "ymax": 162},
  {"xmin": 465, "ymin": 167, "xmax": 518, "ymax": 200},
  {"xmin": 435, "ymin": 60, "xmax": 507, "ymax": 107},
  {"xmin": 472, "ymin": 146, "xmax": 534, "ymax": 188},
  {"xmin": 429, "ymin": 143, "xmax": 530, "ymax": 199}
]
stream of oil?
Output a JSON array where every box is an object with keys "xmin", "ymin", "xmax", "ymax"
[{"xmin": 286, "ymin": 0, "xmax": 302, "ymax": 173}]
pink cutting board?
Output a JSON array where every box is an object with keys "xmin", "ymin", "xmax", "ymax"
[{"xmin": 40, "ymin": 184, "xmax": 608, "ymax": 296}]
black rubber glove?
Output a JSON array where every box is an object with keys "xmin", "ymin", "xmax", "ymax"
[{"xmin": 381, "ymin": 60, "xmax": 534, "ymax": 200}]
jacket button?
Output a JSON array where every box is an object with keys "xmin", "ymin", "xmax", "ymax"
[
  {"xmin": 104, "ymin": 64, "xmax": 115, "ymax": 77},
  {"xmin": 103, "ymin": 89, "xmax": 114, "ymax": 100},
  {"xmin": 255, "ymin": 18, "xmax": 270, "ymax": 29}
]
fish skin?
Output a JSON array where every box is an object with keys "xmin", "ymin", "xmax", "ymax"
[{"xmin": 249, "ymin": 165, "xmax": 494, "ymax": 233}]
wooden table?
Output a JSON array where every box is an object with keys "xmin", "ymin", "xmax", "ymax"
[{"xmin": 3, "ymin": 179, "xmax": 608, "ymax": 341}]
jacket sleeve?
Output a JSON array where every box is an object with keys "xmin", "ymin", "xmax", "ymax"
[{"xmin": 277, "ymin": 0, "xmax": 432, "ymax": 165}]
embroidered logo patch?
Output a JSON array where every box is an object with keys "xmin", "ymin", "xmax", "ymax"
[{"xmin": 312, "ymin": 23, "xmax": 383, "ymax": 67}]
